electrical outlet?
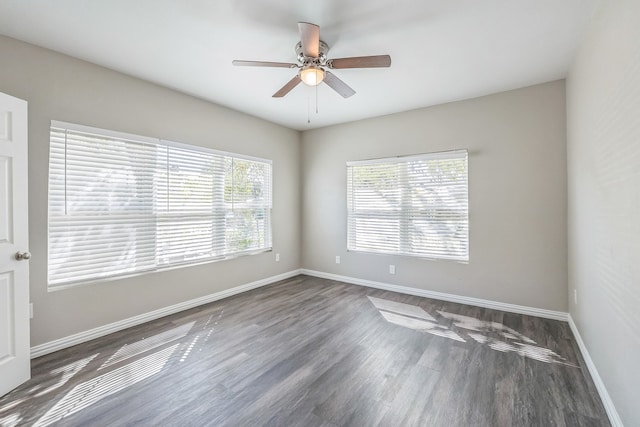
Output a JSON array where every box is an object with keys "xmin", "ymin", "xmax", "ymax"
[
  {"xmin": 389, "ymin": 265, "xmax": 396, "ymax": 275},
  {"xmin": 275, "ymin": 253, "xmax": 280, "ymax": 262},
  {"xmin": 29, "ymin": 303, "xmax": 33, "ymax": 319},
  {"xmin": 574, "ymin": 289, "xmax": 578, "ymax": 305},
  {"xmin": 335, "ymin": 256, "xmax": 341, "ymax": 264}
]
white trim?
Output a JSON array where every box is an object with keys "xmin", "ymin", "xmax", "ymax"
[
  {"xmin": 51, "ymin": 120, "xmax": 158, "ymax": 145},
  {"xmin": 51, "ymin": 120, "xmax": 272, "ymax": 164},
  {"xmin": 347, "ymin": 149, "xmax": 468, "ymax": 166},
  {"xmin": 31, "ymin": 269, "xmax": 302, "ymax": 359},
  {"xmin": 568, "ymin": 315, "xmax": 624, "ymax": 427},
  {"xmin": 161, "ymin": 138, "xmax": 272, "ymax": 164},
  {"xmin": 300, "ymin": 269, "xmax": 568, "ymax": 321}
]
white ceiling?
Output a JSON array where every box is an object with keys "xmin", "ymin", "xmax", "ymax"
[{"xmin": 0, "ymin": 0, "xmax": 597, "ymax": 130}]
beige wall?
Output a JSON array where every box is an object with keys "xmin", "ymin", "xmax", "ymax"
[
  {"xmin": 567, "ymin": 0, "xmax": 640, "ymax": 425},
  {"xmin": 0, "ymin": 36, "xmax": 301, "ymax": 347},
  {"xmin": 301, "ymin": 81, "xmax": 568, "ymax": 311}
]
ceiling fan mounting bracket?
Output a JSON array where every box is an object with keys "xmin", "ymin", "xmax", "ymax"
[{"xmin": 295, "ymin": 40, "xmax": 329, "ymax": 65}]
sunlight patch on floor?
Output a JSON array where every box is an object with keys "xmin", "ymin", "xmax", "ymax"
[
  {"xmin": 369, "ymin": 296, "xmax": 575, "ymax": 366},
  {"xmin": 100, "ymin": 321, "xmax": 194, "ymax": 369},
  {"xmin": 437, "ymin": 311, "xmax": 537, "ymax": 344},
  {"xmin": 33, "ymin": 354, "xmax": 99, "ymax": 397},
  {"xmin": 368, "ymin": 296, "xmax": 436, "ymax": 322},
  {"xmin": 379, "ymin": 310, "xmax": 466, "ymax": 342},
  {"xmin": 0, "ymin": 397, "xmax": 27, "ymax": 413},
  {"xmin": 33, "ymin": 344, "xmax": 178, "ymax": 427},
  {"xmin": 0, "ymin": 412, "xmax": 22, "ymax": 427},
  {"xmin": 180, "ymin": 334, "xmax": 200, "ymax": 362}
]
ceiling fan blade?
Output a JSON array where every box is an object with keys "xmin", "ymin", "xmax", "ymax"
[
  {"xmin": 233, "ymin": 60, "xmax": 297, "ymax": 68},
  {"xmin": 328, "ymin": 55, "xmax": 392, "ymax": 69},
  {"xmin": 298, "ymin": 22, "xmax": 320, "ymax": 58},
  {"xmin": 323, "ymin": 71, "xmax": 356, "ymax": 98},
  {"xmin": 273, "ymin": 76, "xmax": 302, "ymax": 97}
]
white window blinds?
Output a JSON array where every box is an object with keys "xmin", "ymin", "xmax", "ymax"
[
  {"xmin": 48, "ymin": 121, "xmax": 272, "ymax": 287},
  {"xmin": 347, "ymin": 150, "xmax": 468, "ymax": 261}
]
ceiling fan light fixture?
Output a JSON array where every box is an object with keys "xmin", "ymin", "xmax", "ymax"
[{"xmin": 299, "ymin": 65, "xmax": 324, "ymax": 86}]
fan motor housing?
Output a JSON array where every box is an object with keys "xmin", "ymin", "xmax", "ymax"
[{"xmin": 295, "ymin": 40, "xmax": 329, "ymax": 65}]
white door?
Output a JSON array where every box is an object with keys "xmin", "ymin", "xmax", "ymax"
[{"xmin": 0, "ymin": 92, "xmax": 30, "ymax": 397}]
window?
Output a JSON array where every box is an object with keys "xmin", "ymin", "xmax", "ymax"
[
  {"xmin": 347, "ymin": 150, "xmax": 468, "ymax": 261},
  {"xmin": 48, "ymin": 121, "xmax": 272, "ymax": 288}
]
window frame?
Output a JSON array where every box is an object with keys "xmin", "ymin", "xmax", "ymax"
[
  {"xmin": 47, "ymin": 120, "xmax": 273, "ymax": 290},
  {"xmin": 346, "ymin": 149, "xmax": 469, "ymax": 262}
]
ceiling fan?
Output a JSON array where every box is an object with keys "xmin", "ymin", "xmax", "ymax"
[{"xmin": 232, "ymin": 22, "xmax": 391, "ymax": 98}]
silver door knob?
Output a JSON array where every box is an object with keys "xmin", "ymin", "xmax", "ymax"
[{"xmin": 15, "ymin": 251, "xmax": 31, "ymax": 261}]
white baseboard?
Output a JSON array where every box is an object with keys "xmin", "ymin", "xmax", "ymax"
[
  {"xmin": 31, "ymin": 269, "xmax": 302, "ymax": 359},
  {"xmin": 300, "ymin": 269, "xmax": 568, "ymax": 321},
  {"xmin": 568, "ymin": 315, "xmax": 623, "ymax": 427}
]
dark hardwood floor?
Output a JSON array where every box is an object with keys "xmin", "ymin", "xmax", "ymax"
[{"xmin": 0, "ymin": 275, "xmax": 609, "ymax": 426}]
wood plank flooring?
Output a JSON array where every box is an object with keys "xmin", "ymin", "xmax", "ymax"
[{"xmin": 0, "ymin": 275, "xmax": 610, "ymax": 426}]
